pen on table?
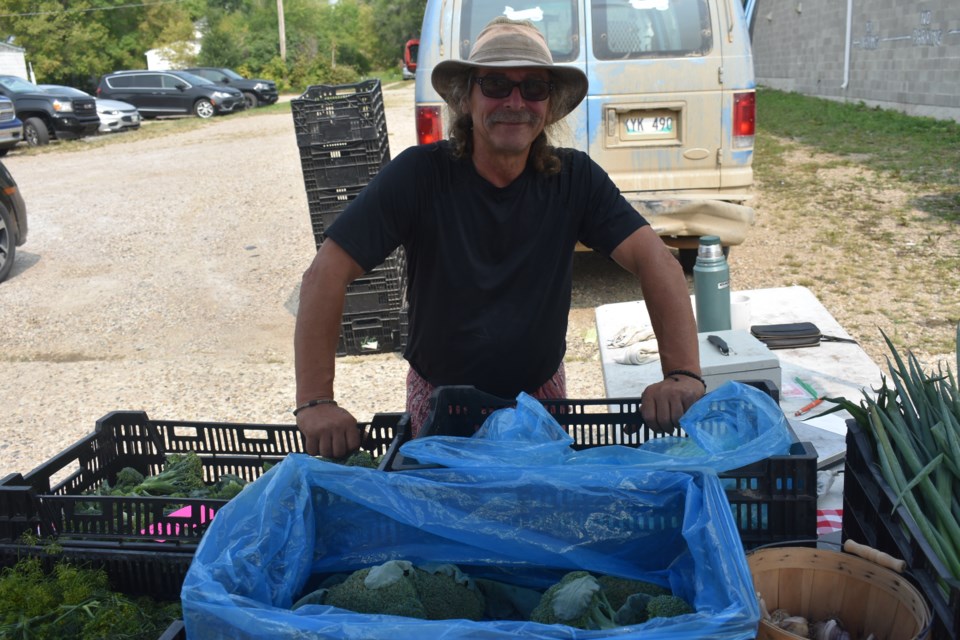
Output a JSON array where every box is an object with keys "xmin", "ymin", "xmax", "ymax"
[
  {"xmin": 794, "ymin": 376, "xmax": 818, "ymax": 399},
  {"xmin": 795, "ymin": 397, "xmax": 825, "ymax": 416}
]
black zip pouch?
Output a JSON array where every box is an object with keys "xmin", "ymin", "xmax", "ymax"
[{"xmin": 750, "ymin": 322, "xmax": 822, "ymax": 349}]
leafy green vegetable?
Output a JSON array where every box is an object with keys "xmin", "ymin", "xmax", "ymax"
[
  {"xmin": 824, "ymin": 324, "xmax": 960, "ymax": 588},
  {"xmin": 319, "ymin": 451, "xmax": 381, "ymax": 468},
  {"xmin": 596, "ymin": 575, "xmax": 669, "ymax": 611},
  {"xmin": 646, "ymin": 594, "xmax": 695, "ymax": 619},
  {"xmin": 114, "ymin": 467, "xmax": 145, "ymax": 492},
  {"xmin": 411, "ymin": 565, "xmax": 485, "ymax": 621},
  {"xmin": 133, "ymin": 452, "xmax": 205, "ymax": 497},
  {"xmin": 298, "ymin": 561, "xmax": 485, "ymax": 621},
  {"xmin": 321, "ymin": 561, "xmax": 426, "ymax": 618},
  {"xmin": 0, "ymin": 556, "xmax": 179, "ymax": 639},
  {"xmin": 529, "ymin": 571, "xmax": 618, "ymax": 630}
]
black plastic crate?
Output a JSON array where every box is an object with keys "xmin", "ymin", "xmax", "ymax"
[
  {"xmin": 293, "ymin": 79, "xmax": 385, "ymax": 123},
  {"xmin": 344, "ymin": 272, "xmax": 404, "ymax": 315},
  {"xmin": 843, "ymin": 419, "xmax": 960, "ymax": 640},
  {"xmin": 0, "ymin": 541, "xmax": 193, "ymax": 601},
  {"xmin": 337, "ymin": 309, "xmax": 405, "ymax": 356},
  {"xmin": 291, "ymin": 79, "xmax": 388, "ymax": 147},
  {"xmin": 0, "ymin": 412, "xmax": 402, "ymax": 550},
  {"xmin": 306, "ymin": 184, "xmax": 366, "ymax": 247},
  {"xmin": 380, "ymin": 385, "xmax": 817, "ymax": 549},
  {"xmin": 299, "ymin": 137, "xmax": 390, "ymax": 190}
]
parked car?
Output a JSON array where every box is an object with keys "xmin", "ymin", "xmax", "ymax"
[
  {"xmin": 0, "ymin": 75, "xmax": 100, "ymax": 147},
  {"xmin": 0, "ymin": 96, "xmax": 22, "ymax": 155},
  {"xmin": 414, "ymin": 0, "xmax": 757, "ymax": 268},
  {"xmin": 96, "ymin": 70, "xmax": 245, "ymax": 119},
  {"xmin": 182, "ymin": 67, "xmax": 278, "ymax": 109},
  {"xmin": 402, "ymin": 39, "xmax": 419, "ymax": 80},
  {"xmin": 38, "ymin": 85, "xmax": 141, "ymax": 133},
  {"xmin": 0, "ymin": 159, "xmax": 27, "ymax": 283}
]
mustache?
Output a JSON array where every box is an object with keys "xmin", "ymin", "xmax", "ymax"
[{"xmin": 488, "ymin": 110, "xmax": 539, "ymax": 125}]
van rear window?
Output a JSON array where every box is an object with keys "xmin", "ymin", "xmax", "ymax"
[
  {"xmin": 592, "ymin": 0, "xmax": 712, "ymax": 59},
  {"xmin": 460, "ymin": 1, "xmax": 580, "ymax": 63}
]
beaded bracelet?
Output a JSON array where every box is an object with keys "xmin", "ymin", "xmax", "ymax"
[
  {"xmin": 292, "ymin": 398, "xmax": 338, "ymax": 416},
  {"xmin": 665, "ymin": 369, "xmax": 707, "ymax": 390}
]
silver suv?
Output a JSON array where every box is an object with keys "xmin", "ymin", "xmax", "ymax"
[
  {"xmin": 415, "ymin": 0, "xmax": 757, "ymax": 267},
  {"xmin": 96, "ymin": 70, "xmax": 245, "ymax": 119}
]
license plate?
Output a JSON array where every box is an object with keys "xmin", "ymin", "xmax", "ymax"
[{"xmin": 621, "ymin": 110, "xmax": 677, "ymax": 140}]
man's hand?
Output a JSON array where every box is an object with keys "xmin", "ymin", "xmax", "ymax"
[
  {"xmin": 297, "ymin": 403, "xmax": 361, "ymax": 458},
  {"xmin": 640, "ymin": 374, "xmax": 705, "ymax": 433}
]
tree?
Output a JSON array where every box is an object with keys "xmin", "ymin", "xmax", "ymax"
[
  {"xmin": 0, "ymin": 0, "xmax": 199, "ymax": 89},
  {"xmin": 364, "ymin": 0, "xmax": 426, "ymax": 69}
]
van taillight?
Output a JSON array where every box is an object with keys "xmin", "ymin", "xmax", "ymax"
[
  {"xmin": 733, "ymin": 91, "xmax": 755, "ymax": 148},
  {"xmin": 416, "ymin": 106, "xmax": 443, "ymax": 145}
]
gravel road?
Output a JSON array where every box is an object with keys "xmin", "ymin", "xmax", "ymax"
[{"xmin": 0, "ymin": 81, "xmax": 625, "ymax": 478}]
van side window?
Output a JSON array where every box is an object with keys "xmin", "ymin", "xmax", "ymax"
[
  {"xmin": 460, "ymin": 0, "xmax": 579, "ymax": 63},
  {"xmin": 161, "ymin": 75, "xmax": 187, "ymax": 89},
  {"xmin": 133, "ymin": 74, "xmax": 162, "ymax": 89},
  {"xmin": 592, "ymin": 0, "xmax": 712, "ymax": 59},
  {"xmin": 108, "ymin": 75, "xmax": 133, "ymax": 88}
]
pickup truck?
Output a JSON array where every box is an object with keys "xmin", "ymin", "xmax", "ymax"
[
  {"xmin": 0, "ymin": 75, "xmax": 100, "ymax": 147},
  {"xmin": 0, "ymin": 96, "xmax": 22, "ymax": 155}
]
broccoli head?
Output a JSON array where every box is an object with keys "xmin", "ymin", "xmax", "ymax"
[
  {"xmin": 133, "ymin": 452, "xmax": 205, "ymax": 497},
  {"xmin": 646, "ymin": 594, "xmax": 694, "ymax": 619},
  {"xmin": 411, "ymin": 565, "xmax": 485, "ymax": 621},
  {"xmin": 529, "ymin": 571, "xmax": 617, "ymax": 630},
  {"xmin": 597, "ymin": 575, "xmax": 669, "ymax": 611},
  {"xmin": 323, "ymin": 560, "xmax": 427, "ymax": 619},
  {"xmin": 113, "ymin": 467, "xmax": 145, "ymax": 492},
  {"xmin": 208, "ymin": 473, "xmax": 247, "ymax": 500}
]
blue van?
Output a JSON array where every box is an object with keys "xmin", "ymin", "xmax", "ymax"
[{"xmin": 414, "ymin": 0, "xmax": 756, "ymax": 267}]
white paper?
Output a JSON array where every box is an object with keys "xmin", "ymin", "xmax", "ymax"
[{"xmin": 802, "ymin": 413, "xmax": 848, "ymax": 436}]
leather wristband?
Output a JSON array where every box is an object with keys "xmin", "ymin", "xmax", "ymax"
[
  {"xmin": 665, "ymin": 369, "xmax": 707, "ymax": 390},
  {"xmin": 293, "ymin": 398, "xmax": 337, "ymax": 416}
]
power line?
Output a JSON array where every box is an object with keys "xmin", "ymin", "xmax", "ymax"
[{"xmin": 0, "ymin": 0, "xmax": 186, "ymax": 18}]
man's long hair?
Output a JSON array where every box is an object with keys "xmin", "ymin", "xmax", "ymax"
[{"xmin": 443, "ymin": 70, "xmax": 572, "ymax": 175}]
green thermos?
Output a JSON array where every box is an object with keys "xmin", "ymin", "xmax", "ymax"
[{"xmin": 693, "ymin": 235, "xmax": 731, "ymax": 332}]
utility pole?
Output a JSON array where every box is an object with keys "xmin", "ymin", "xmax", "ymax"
[{"xmin": 277, "ymin": 0, "xmax": 287, "ymax": 61}]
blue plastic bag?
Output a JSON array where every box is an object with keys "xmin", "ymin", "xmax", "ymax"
[
  {"xmin": 401, "ymin": 392, "xmax": 575, "ymax": 467},
  {"xmin": 182, "ymin": 454, "xmax": 760, "ymax": 639},
  {"xmin": 403, "ymin": 381, "xmax": 792, "ymax": 473}
]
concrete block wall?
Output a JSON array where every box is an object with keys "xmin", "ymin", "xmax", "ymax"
[{"xmin": 750, "ymin": 0, "xmax": 960, "ymax": 122}]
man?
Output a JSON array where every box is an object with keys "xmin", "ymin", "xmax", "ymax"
[{"xmin": 294, "ymin": 17, "xmax": 705, "ymax": 458}]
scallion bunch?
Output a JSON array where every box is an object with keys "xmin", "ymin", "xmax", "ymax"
[{"xmin": 830, "ymin": 323, "xmax": 960, "ymax": 596}]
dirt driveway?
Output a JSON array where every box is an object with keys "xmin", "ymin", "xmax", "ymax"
[{"xmin": 0, "ymin": 81, "xmax": 629, "ymax": 476}]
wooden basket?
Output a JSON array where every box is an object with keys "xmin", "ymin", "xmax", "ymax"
[{"xmin": 748, "ymin": 541, "xmax": 932, "ymax": 640}]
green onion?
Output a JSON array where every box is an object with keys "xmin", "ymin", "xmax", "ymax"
[{"xmin": 825, "ymin": 323, "xmax": 960, "ymax": 594}]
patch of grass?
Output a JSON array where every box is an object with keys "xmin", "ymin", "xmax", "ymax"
[{"xmin": 757, "ymin": 87, "xmax": 960, "ymax": 194}]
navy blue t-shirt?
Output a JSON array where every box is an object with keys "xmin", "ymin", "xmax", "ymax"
[{"xmin": 325, "ymin": 141, "xmax": 647, "ymax": 398}]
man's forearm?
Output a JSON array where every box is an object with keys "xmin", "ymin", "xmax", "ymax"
[{"xmin": 294, "ymin": 241, "xmax": 363, "ymax": 404}]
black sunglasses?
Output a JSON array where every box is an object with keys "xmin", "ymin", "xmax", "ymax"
[{"xmin": 474, "ymin": 75, "xmax": 554, "ymax": 101}]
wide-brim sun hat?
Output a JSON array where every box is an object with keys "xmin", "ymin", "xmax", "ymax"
[{"xmin": 431, "ymin": 17, "xmax": 588, "ymax": 120}]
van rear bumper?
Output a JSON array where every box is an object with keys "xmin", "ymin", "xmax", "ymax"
[{"xmin": 623, "ymin": 196, "xmax": 755, "ymax": 248}]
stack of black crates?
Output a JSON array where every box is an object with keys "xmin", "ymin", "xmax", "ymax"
[{"xmin": 291, "ymin": 79, "xmax": 407, "ymax": 356}]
